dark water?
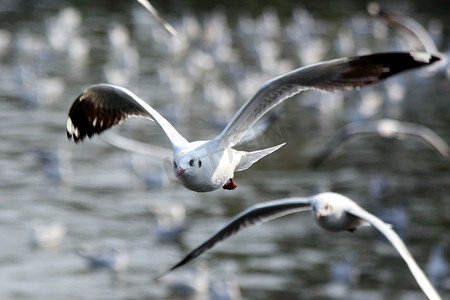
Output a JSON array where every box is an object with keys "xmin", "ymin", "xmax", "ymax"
[{"xmin": 0, "ymin": 1, "xmax": 449, "ymax": 299}]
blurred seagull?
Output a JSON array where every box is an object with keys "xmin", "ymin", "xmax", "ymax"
[
  {"xmin": 30, "ymin": 220, "xmax": 67, "ymax": 249},
  {"xmin": 308, "ymin": 118, "xmax": 450, "ymax": 169},
  {"xmin": 367, "ymin": 3, "xmax": 448, "ymax": 76},
  {"xmin": 367, "ymin": 2, "xmax": 439, "ymax": 54},
  {"xmin": 76, "ymin": 242, "xmax": 128, "ymax": 273},
  {"xmin": 149, "ymin": 201, "xmax": 187, "ymax": 241},
  {"xmin": 426, "ymin": 243, "xmax": 449, "ymax": 290},
  {"xmin": 67, "ymin": 52, "xmax": 439, "ymax": 192},
  {"xmin": 157, "ymin": 192, "xmax": 441, "ymax": 300}
]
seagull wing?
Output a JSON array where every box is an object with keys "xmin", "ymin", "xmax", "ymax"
[
  {"xmin": 396, "ymin": 121, "xmax": 450, "ymax": 158},
  {"xmin": 377, "ymin": 11, "xmax": 439, "ymax": 54},
  {"xmin": 100, "ymin": 132, "xmax": 171, "ymax": 161},
  {"xmin": 345, "ymin": 205, "xmax": 441, "ymax": 300},
  {"xmin": 308, "ymin": 121, "xmax": 380, "ymax": 169},
  {"xmin": 135, "ymin": 0, "xmax": 178, "ymax": 37},
  {"xmin": 157, "ymin": 197, "xmax": 312, "ymax": 278},
  {"xmin": 67, "ymin": 84, "xmax": 188, "ymax": 150},
  {"xmin": 215, "ymin": 52, "xmax": 439, "ymax": 148}
]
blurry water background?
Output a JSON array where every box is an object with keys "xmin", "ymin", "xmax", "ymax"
[{"xmin": 0, "ymin": 0, "xmax": 449, "ymax": 299}]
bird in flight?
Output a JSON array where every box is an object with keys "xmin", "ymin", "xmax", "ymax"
[
  {"xmin": 67, "ymin": 52, "xmax": 439, "ymax": 192},
  {"xmin": 158, "ymin": 192, "xmax": 441, "ymax": 300},
  {"xmin": 308, "ymin": 118, "xmax": 450, "ymax": 169}
]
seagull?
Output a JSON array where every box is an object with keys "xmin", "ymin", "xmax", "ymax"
[
  {"xmin": 308, "ymin": 118, "xmax": 450, "ymax": 170},
  {"xmin": 76, "ymin": 242, "xmax": 129, "ymax": 273},
  {"xmin": 30, "ymin": 220, "xmax": 67, "ymax": 249},
  {"xmin": 67, "ymin": 52, "xmax": 439, "ymax": 192},
  {"xmin": 157, "ymin": 192, "xmax": 441, "ymax": 300}
]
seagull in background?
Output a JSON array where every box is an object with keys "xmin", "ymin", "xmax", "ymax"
[
  {"xmin": 157, "ymin": 192, "xmax": 441, "ymax": 300},
  {"xmin": 367, "ymin": 2, "xmax": 448, "ymax": 76},
  {"xmin": 76, "ymin": 241, "xmax": 129, "ymax": 273},
  {"xmin": 426, "ymin": 243, "xmax": 449, "ymax": 290},
  {"xmin": 308, "ymin": 118, "xmax": 450, "ymax": 170},
  {"xmin": 30, "ymin": 220, "xmax": 67, "ymax": 249},
  {"xmin": 67, "ymin": 52, "xmax": 439, "ymax": 192}
]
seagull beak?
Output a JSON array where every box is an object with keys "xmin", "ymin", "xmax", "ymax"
[
  {"xmin": 316, "ymin": 211, "xmax": 322, "ymax": 218},
  {"xmin": 176, "ymin": 167, "xmax": 186, "ymax": 177}
]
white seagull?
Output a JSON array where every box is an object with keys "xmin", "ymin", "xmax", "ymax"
[
  {"xmin": 157, "ymin": 192, "xmax": 441, "ymax": 300},
  {"xmin": 67, "ymin": 52, "xmax": 439, "ymax": 192},
  {"xmin": 308, "ymin": 118, "xmax": 450, "ymax": 169}
]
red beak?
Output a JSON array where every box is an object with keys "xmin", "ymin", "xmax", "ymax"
[
  {"xmin": 316, "ymin": 211, "xmax": 322, "ymax": 218},
  {"xmin": 176, "ymin": 167, "xmax": 185, "ymax": 177}
]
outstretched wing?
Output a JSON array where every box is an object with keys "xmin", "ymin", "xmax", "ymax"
[
  {"xmin": 157, "ymin": 197, "xmax": 312, "ymax": 278},
  {"xmin": 66, "ymin": 84, "xmax": 188, "ymax": 150},
  {"xmin": 100, "ymin": 132, "xmax": 170, "ymax": 161},
  {"xmin": 215, "ymin": 52, "xmax": 439, "ymax": 148},
  {"xmin": 395, "ymin": 121, "xmax": 450, "ymax": 158},
  {"xmin": 346, "ymin": 205, "xmax": 441, "ymax": 300},
  {"xmin": 308, "ymin": 118, "xmax": 449, "ymax": 169}
]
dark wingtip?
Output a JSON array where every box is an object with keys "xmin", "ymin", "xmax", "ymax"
[
  {"xmin": 153, "ymin": 268, "xmax": 173, "ymax": 281},
  {"xmin": 430, "ymin": 54, "xmax": 441, "ymax": 64}
]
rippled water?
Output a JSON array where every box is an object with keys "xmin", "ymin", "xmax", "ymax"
[{"xmin": 1, "ymin": 1, "xmax": 449, "ymax": 299}]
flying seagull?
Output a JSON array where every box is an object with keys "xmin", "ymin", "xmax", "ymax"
[
  {"xmin": 308, "ymin": 118, "xmax": 450, "ymax": 169},
  {"xmin": 67, "ymin": 52, "xmax": 439, "ymax": 192},
  {"xmin": 157, "ymin": 192, "xmax": 441, "ymax": 300}
]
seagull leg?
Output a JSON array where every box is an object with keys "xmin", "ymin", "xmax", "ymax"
[{"xmin": 222, "ymin": 178, "xmax": 237, "ymax": 190}]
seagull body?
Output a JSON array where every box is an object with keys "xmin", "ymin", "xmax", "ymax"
[
  {"xmin": 67, "ymin": 52, "xmax": 439, "ymax": 192},
  {"xmin": 76, "ymin": 244, "xmax": 129, "ymax": 273},
  {"xmin": 159, "ymin": 192, "xmax": 441, "ymax": 300},
  {"xmin": 30, "ymin": 221, "xmax": 67, "ymax": 249},
  {"xmin": 308, "ymin": 118, "xmax": 450, "ymax": 169}
]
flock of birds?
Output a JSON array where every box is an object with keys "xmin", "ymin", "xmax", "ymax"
[
  {"xmin": 59, "ymin": 1, "xmax": 450, "ymax": 299},
  {"xmin": 10, "ymin": 0, "xmax": 448, "ymax": 299}
]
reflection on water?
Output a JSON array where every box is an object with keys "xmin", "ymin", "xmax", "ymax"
[{"xmin": 0, "ymin": 1, "xmax": 449, "ymax": 299}]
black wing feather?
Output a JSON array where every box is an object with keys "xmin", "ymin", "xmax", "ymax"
[
  {"xmin": 67, "ymin": 84, "xmax": 151, "ymax": 142},
  {"xmin": 156, "ymin": 198, "xmax": 311, "ymax": 278}
]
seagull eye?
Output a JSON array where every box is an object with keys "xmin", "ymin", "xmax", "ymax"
[
  {"xmin": 198, "ymin": 160, "xmax": 202, "ymax": 168},
  {"xmin": 189, "ymin": 159, "xmax": 195, "ymax": 166}
]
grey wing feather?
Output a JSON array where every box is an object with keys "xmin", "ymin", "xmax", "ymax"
[
  {"xmin": 135, "ymin": 0, "xmax": 178, "ymax": 37},
  {"xmin": 346, "ymin": 206, "xmax": 441, "ymax": 300},
  {"xmin": 216, "ymin": 52, "xmax": 439, "ymax": 148},
  {"xmin": 398, "ymin": 122, "xmax": 450, "ymax": 158},
  {"xmin": 100, "ymin": 132, "xmax": 171, "ymax": 161},
  {"xmin": 156, "ymin": 198, "xmax": 312, "ymax": 278}
]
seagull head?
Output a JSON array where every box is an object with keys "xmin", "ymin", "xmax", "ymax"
[
  {"xmin": 173, "ymin": 155, "xmax": 203, "ymax": 177},
  {"xmin": 311, "ymin": 196, "xmax": 334, "ymax": 219},
  {"xmin": 172, "ymin": 150, "xmax": 210, "ymax": 191}
]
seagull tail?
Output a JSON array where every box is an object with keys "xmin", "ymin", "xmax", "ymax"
[{"xmin": 235, "ymin": 143, "xmax": 286, "ymax": 172}]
